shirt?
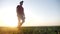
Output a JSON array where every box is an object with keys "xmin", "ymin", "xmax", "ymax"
[{"xmin": 17, "ymin": 5, "xmax": 24, "ymax": 15}]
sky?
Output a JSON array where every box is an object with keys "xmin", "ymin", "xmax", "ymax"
[{"xmin": 0, "ymin": 0, "xmax": 60, "ymax": 27}]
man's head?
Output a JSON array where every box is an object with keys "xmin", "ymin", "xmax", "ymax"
[{"xmin": 20, "ymin": 1, "xmax": 24, "ymax": 5}]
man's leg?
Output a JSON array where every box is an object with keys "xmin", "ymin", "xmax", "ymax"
[
  {"xmin": 22, "ymin": 18, "xmax": 25, "ymax": 24},
  {"xmin": 18, "ymin": 16, "xmax": 22, "ymax": 28},
  {"xmin": 18, "ymin": 17, "xmax": 20, "ymax": 23},
  {"xmin": 21, "ymin": 16, "xmax": 25, "ymax": 25}
]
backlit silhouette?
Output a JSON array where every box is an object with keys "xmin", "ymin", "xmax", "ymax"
[{"xmin": 16, "ymin": 1, "xmax": 25, "ymax": 27}]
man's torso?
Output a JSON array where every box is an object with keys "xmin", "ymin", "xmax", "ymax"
[{"xmin": 17, "ymin": 5, "xmax": 24, "ymax": 15}]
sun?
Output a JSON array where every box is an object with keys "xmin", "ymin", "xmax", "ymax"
[
  {"xmin": 0, "ymin": 7, "xmax": 19, "ymax": 27},
  {"xmin": 2, "ymin": 14, "xmax": 18, "ymax": 27}
]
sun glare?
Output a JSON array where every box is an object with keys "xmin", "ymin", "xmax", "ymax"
[{"xmin": 0, "ymin": 7, "xmax": 19, "ymax": 27}]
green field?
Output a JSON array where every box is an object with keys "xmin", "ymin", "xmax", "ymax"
[{"xmin": 0, "ymin": 26, "xmax": 60, "ymax": 34}]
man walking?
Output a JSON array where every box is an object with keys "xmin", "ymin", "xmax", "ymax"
[{"xmin": 16, "ymin": 1, "xmax": 25, "ymax": 26}]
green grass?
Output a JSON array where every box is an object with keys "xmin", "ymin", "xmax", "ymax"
[
  {"xmin": 0, "ymin": 26, "xmax": 60, "ymax": 34},
  {"xmin": 21, "ymin": 26, "xmax": 60, "ymax": 34}
]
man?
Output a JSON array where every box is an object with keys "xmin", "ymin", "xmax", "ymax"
[{"xmin": 16, "ymin": 1, "xmax": 25, "ymax": 26}]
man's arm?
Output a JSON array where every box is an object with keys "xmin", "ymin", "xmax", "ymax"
[{"xmin": 22, "ymin": 7, "xmax": 25, "ymax": 18}]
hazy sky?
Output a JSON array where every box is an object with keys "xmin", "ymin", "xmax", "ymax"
[{"xmin": 0, "ymin": 0, "xmax": 60, "ymax": 27}]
